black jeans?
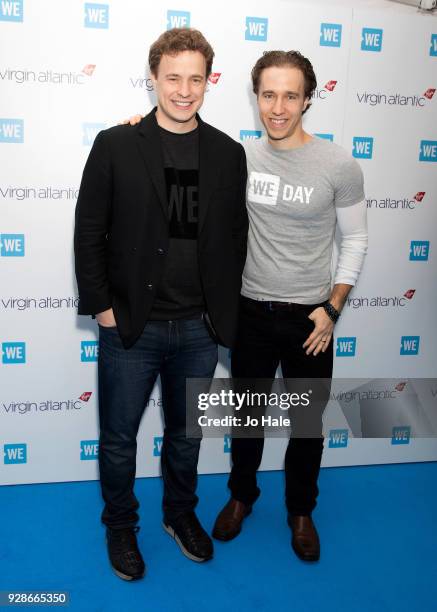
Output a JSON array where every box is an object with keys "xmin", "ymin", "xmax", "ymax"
[
  {"xmin": 229, "ymin": 297, "xmax": 333, "ymax": 517},
  {"xmin": 98, "ymin": 316, "xmax": 218, "ymax": 529}
]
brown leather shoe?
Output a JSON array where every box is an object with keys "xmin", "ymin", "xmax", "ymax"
[
  {"xmin": 212, "ymin": 499, "xmax": 252, "ymax": 541},
  {"xmin": 290, "ymin": 516, "xmax": 320, "ymax": 561}
]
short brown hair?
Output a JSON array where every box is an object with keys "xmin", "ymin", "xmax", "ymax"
[
  {"xmin": 149, "ymin": 28, "xmax": 214, "ymax": 78},
  {"xmin": 251, "ymin": 50, "xmax": 317, "ymax": 115}
]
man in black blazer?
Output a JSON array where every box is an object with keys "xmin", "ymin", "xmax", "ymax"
[{"xmin": 74, "ymin": 28, "xmax": 247, "ymax": 580}]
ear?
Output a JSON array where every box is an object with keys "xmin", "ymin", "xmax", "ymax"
[
  {"xmin": 150, "ymin": 70, "xmax": 158, "ymax": 87},
  {"xmin": 303, "ymin": 97, "xmax": 310, "ymax": 111}
]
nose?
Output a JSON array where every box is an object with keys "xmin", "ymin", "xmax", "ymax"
[
  {"xmin": 272, "ymin": 97, "xmax": 285, "ymax": 115},
  {"xmin": 178, "ymin": 79, "xmax": 191, "ymax": 98}
]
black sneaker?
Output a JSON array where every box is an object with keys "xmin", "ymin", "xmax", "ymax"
[
  {"xmin": 163, "ymin": 512, "xmax": 213, "ymax": 562},
  {"xmin": 106, "ymin": 526, "xmax": 146, "ymax": 581}
]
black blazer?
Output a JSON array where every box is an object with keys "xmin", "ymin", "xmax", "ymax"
[{"xmin": 74, "ymin": 109, "xmax": 248, "ymax": 349}]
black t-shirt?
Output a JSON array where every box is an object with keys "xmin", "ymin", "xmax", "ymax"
[{"xmin": 149, "ymin": 125, "xmax": 205, "ymax": 320}]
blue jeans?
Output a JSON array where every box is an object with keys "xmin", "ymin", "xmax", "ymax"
[{"xmin": 97, "ymin": 316, "xmax": 218, "ymax": 529}]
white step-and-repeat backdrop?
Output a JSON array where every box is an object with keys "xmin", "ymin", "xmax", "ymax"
[{"xmin": 1, "ymin": 0, "xmax": 436, "ymax": 485}]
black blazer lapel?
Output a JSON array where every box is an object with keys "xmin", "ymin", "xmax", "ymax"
[
  {"xmin": 198, "ymin": 117, "xmax": 219, "ymax": 233},
  {"xmin": 136, "ymin": 109, "xmax": 168, "ymax": 220}
]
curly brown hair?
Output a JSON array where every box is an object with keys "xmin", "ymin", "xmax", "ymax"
[
  {"xmin": 149, "ymin": 28, "xmax": 214, "ymax": 78},
  {"xmin": 251, "ymin": 50, "xmax": 317, "ymax": 115}
]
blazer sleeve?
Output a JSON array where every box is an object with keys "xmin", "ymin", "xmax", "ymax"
[
  {"xmin": 233, "ymin": 145, "xmax": 249, "ymax": 279},
  {"xmin": 74, "ymin": 130, "xmax": 113, "ymax": 315}
]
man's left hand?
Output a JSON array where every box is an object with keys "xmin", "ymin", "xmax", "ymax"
[{"xmin": 302, "ymin": 307, "xmax": 334, "ymax": 356}]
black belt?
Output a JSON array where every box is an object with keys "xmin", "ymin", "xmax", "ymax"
[{"xmin": 241, "ymin": 295, "xmax": 321, "ymax": 313}]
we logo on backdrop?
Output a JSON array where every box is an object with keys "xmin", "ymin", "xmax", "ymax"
[
  {"xmin": 245, "ymin": 17, "xmax": 268, "ymax": 41},
  {"xmin": 0, "ymin": 234, "xmax": 25, "ymax": 256},
  {"xmin": 80, "ymin": 440, "xmax": 99, "ymax": 460},
  {"xmin": 419, "ymin": 140, "xmax": 437, "ymax": 162},
  {"xmin": 320, "ymin": 23, "xmax": 342, "ymax": 47},
  {"xmin": 352, "ymin": 137, "xmax": 373, "ymax": 159},
  {"xmin": 0, "ymin": 119, "xmax": 23, "ymax": 143},
  {"xmin": 84, "ymin": 3, "xmax": 109, "ymax": 28},
  {"xmin": 329, "ymin": 429, "xmax": 349, "ymax": 448},
  {"xmin": 391, "ymin": 427, "xmax": 410, "ymax": 445},
  {"xmin": 2, "ymin": 342, "xmax": 26, "ymax": 364},
  {"xmin": 0, "ymin": 0, "xmax": 23, "ymax": 21},
  {"xmin": 167, "ymin": 10, "xmax": 190, "ymax": 29},
  {"xmin": 361, "ymin": 28, "xmax": 383, "ymax": 52},
  {"xmin": 430, "ymin": 34, "xmax": 437, "ymax": 56},
  {"xmin": 4, "ymin": 443, "xmax": 27, "ymax": 464},
  {"xmin": 409, "ymin": 240, "xmax": 429, "ymax": 261},
  {"xmin": 240, "ymin": 130, "xmax": 262, "ymax": 141},
  {"xmin": 400, "ymin": 336, "xmax": 420, "ymax": 356},
  {"xmin": 336, "ymin": 337, "xmax": 356, "ymax": 357},
  {"xmin": 82, "ymin": 123, "xmax": 106, "ymax": 146},
  {"xmin": 153, "ymin": 436, "xmax": 163, "ymax": 457},
  {"xmin": 80, "ymin": 341, "xmax": 99, "ymax": 362}
]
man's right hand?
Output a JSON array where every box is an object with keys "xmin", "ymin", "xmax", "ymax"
[
  {"xmin": 96, "ymin": 308, "xmax": 116, "ymax": 328},
  {"xmin": 119, "ymin": 114, "xmax": 143, "ymax": 126}
]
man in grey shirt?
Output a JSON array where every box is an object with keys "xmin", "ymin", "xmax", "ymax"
[{"xmin": 213, "ymin": 51, "xmax": 368, "ymax": 561}]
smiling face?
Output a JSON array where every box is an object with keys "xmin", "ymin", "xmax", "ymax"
[
  {"xmin": 152, "ymin": 50, "xmax": 207, "ymax": 133},
  {"xmin": 257, "ymin": 65, "xmax": 310, "ymax": 148}
]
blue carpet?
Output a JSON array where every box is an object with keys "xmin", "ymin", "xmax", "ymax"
[{"xmin": 1, "ymin": 463, "xmax": 436, "ymax": 612}]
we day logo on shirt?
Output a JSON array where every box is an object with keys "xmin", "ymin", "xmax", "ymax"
[{"xmin": 248, "ymin": 172, "xmax": 314, "ymax": 205}]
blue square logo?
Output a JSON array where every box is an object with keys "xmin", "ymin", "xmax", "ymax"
[
  {"xmin": 81, "ymin": 340, "xmax": 99, "ymax": 362},
  {"xmin": 0, "ymin": 234, "xmax": 25, "ymax": 256},
  {"xmin": 167, "ymin": 10, "xmax": 190, "ymax": 29},
  {"xmin": 153, "ymin": 436, "xmax": 163, "ymax": 457},
  {"xmin": 82, "ymin": 123, "xmax": 106, "ymax": 146},
  {"xmin": 240, "ymin": 130, "xmax": 262, "ymax": 141},
  {"xmin": 0, "ymin": 119, "xmax": 23, "ymax": 143},
  {"xmin": 391, "ymin": 426, "xmax": 410, "ymax": 445},
  {"xmin": 336, "ymin": 337, "xmax": 356, "ymax": 357},
  {"xmin": 430, "ymin": 34, "xmax": 437, "ymax": 57},
  {"xmin": 2, "ymin": 342, "xmax": 26, "ymax": 364},
  {"xmin": 361, "ymin": 28, "xmax": 383, "ymax": 52},
  {"xmin": 80, "ymin": 440, "xmax": 99, "ymax": 460},
  {"xmin": 0, "ymin": 0, "xmax": 23, "ymax": 21},
  {"xmin": 329, "ymin": 429, "xmax": 349, "ymax": 448},
  {"xmin": 353, "ymin": 136, "xmax": 373, "ymax": 159},
  {"xmin": 4, "ymin": 443, "xmax": 27, "ymax": 464},
  {"xmin": 419, "ymin": 140, "xmax": 437, "ymax": 162},
  {"xmin": 320, "ymin": 23, "xmax": 342, "ymax": 47},
  {"xmin": 400, "ymin": 336, "xmax": 420, "ymax": 356},
  {"xmin": 224, "ymin": 434, "xmax": 231, "ymax": 453},
  {"xmin": 409, "ymin": 240, "xmax": 429, "ymax": 261},
  {"xmin": 314, "ymin": 133, "xmax": 334, "ymax": 142},
  {"xmin": 245, "ymin": 17, "xmax": 268, "ymax": 41},
  {"xmin": 84, "ymin": 3, "xmax": 109, "ymax": 28}
]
